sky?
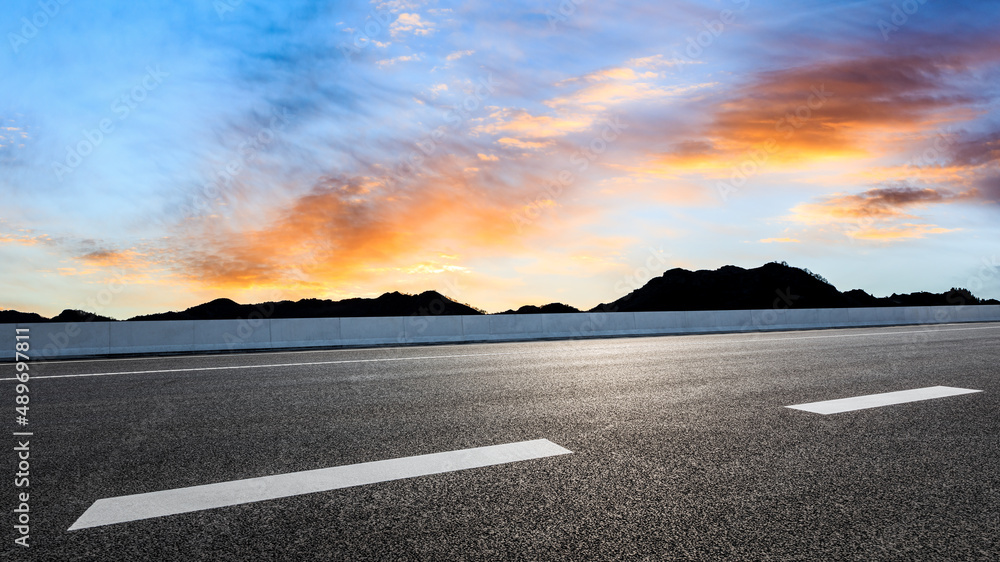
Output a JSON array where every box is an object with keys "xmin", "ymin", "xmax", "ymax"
[{"xmin": 2, "ymin": 0, "xmax": 999, "ymax": 318}]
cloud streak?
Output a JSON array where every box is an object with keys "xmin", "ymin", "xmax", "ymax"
[{"xmin": 787, "ymin": 185, "xmax": 977, "ymax": 241}]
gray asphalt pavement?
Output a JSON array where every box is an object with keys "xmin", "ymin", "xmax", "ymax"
[{"xmin": 4, "ymin": 323, "xmax": 1000, "ymax": 561}]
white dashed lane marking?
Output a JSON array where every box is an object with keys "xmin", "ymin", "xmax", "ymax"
[
  {"xmin": 69, "ymin": 439, "xmax": 572, "ymax": 530},
  {"xmin": 2, "ymin": 351, "xmax": 525, "ymax": 381},
  {"xmin": 787, "ymin": 386, "xmax": 982, "ymax": 415}
]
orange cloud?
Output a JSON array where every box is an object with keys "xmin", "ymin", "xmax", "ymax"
[
  {"xmin": 77, "ymin": 249, "xmax": 152, "ymax": 269},
  {"xmin": 555, "ymin": 67, "xmax": 639, "ymax": 86},
  {"xmin": 787, "ymin": 185, "xmax": 975, "ymax": 243},
  {"xmin": 0, "ymin": 229, "xmax": 53, "ymax": 247},
  {"xmin": 656, "ymin": 53, "xmax": 991, "ymax": 169},
  {"xmin": 57, "ymin": 267, "xmax": 99, "ymax": 276},
  {"xmin": 848, "ymin": 224, "xmax": 958, "ymax": 241},
  {"xmin": 479, "ymin": 59, "xmax": 713, "ymax": 153},
  {"xmin": 497, "ymin": 137, "xmax": 552, "ymax": 150},
  {"xmin": 639, "ymin": 141, "xmax": 727, "ymax": 173},
  {"xmin": 839, "ymin": 126, "xmax": 1000, "ymax": 211},
  {"xmin": 478, "ymin": 109, "xmax": 591, "ymax": 138},
  {"xmin": 792, "ymin": 186, "xmax": 977, "ymax": 222},
  {"xmin": 168, "ymin": 158, "xmax": 554, "ymax": 296},
  {"xmin": 546, "ymin": 79, "xmax": 710, "ymax": 111},
  {"xmin": 854, "ymin": 163, "xmax": 969, "ymax": 187}
]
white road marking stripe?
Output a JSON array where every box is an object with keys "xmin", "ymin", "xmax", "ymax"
[
  {"xmin": 787, "ymin": 386, "xmax": 982, "ymax": 415},
  {"xmin": 24, "ymin": 322, "xmax": 1000, "ymax": 367},
  {"xmin": 68, "ymin": 438, "xmax": 572, "ymax": 530},
  {"xmin": 1, "ymin": 351, "xmax": 524, "ymax": 381},
  {"xmin": 10, "ymin": 339, "xmax": 507, "ymax": 366}
]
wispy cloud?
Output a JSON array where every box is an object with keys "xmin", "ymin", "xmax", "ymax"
[
  {"xmin": 390, "ymin": 12, "xmax": 435, "ymax": 37},
  {"xmin": 376, "ymin": 54, "xmax": 421, "ymax": 67},
  {"xmin": 654, "ymin": 50, "xmax": 993, "ymax": 171},
  {"xmin": 166, "ymin": 151, "xmax": 549, "ymax": 295},
  {"xmin": 849, "ymin": 224, "xmax": 958, "ymax": 241},
  {"xmin": 476, "ymin": 58, "xmax": 712, "ymax": 155},
  {"xmin": 787, "ymin": 185, "xmax": 976, "ymax": 241},
  {"xmin": 446, "ymin": 49, "xmax": 474, "ymax": 61},
  {"xmin": 792, "ymin": 186, "xmax": 977, "ymax": 222},
  {"xmin": 626, "ymin": 54, "xmax": 692, "ymax": 69},
  {"xmin": 477, "ymin": 109, "xmax": 592, "ymax": 138}
]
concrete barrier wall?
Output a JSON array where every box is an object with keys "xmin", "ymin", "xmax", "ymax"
[
  {"xmin": 489, "ymin": 314, "xmax": 544, "ymax": 337},
  {"xmin": 4, "ymin": 328, "xmax": 18, "ymax": 364},
  {"xmin": 535, "ymin": 312, "xmax": 639, "ymax": 339},
  {"xmin": 404, "ymin": 315, "xmax": 466, "ymax": 344},
  {"xmin": 270, "ymin": 318, "xmax": 341, "ymax": 348},
  {"xmin": 111, "ymin": 320, "xmax": 197, "ymax": 355},
  {"xmin": 10, "ymin": 322, "xmax": 112, "ymax": 360},
  {"xmin": 754, "ymin": 308, "xmax": 820, "ymax": 331},
  {"xmin": 2, "ymin": 304, "xmax": 999, "ymax": 360},
  {"xmin": 460, "ymin": 315, "xmax": 491, "ymax": 340},
  {"xmin": 193, "ymin": 319, "xmax": 272, "ymax": 352},
  {"xmin": 815, "ymin": 308, "xmax": 851, "ymax": 326},
  {"xmin": 633, "ymin": 311, "xmax": 685, "ymax": 334},
  {"xmin": 340, "ymin": 317, "xmax": 406, "ymax": 347},
  {"xmin": 687, "ymin": 309, "xmax": 753, "ymax": 332}
]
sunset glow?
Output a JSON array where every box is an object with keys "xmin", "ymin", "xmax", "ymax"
[{"xmin": 2, "ymin": 0, "xmax": 999, "ymax": 318}]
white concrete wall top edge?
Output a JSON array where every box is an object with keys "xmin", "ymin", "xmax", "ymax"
[
  {"xmin": 4, "ymin": 304, "xmax": 998, "ymax": 360},
  {"xmin": 4, "ymin": 304, "xmax": 999, "ymax": 328}
]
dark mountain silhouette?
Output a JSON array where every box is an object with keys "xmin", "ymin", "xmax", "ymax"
[
  {"xmin": 591, "ymin": 262, "xmax": 845, "ymax": 312},
  {"xmin": 842, "ymin": 289, "xmax": 880, "ymax": 307},
  {"xmin": 50, "ymin": 309, "xmax": 117, "ymax": 323},
  {"xmin": 128, "ymin": 290, "xmax": 483, "ymax": 321},
  {"xmin": 0, "ymin": 310, "xmax": 47, "ymax": 323},
  {"xmin": 874, "ymin": 288, "xmax": 995, "ymax": 307},
  {"xmin": 2, "ymin": 263, "xmax": 997, "ymax": 322},
  {"xmin": 0, "ymin": 309, "xmax": 116, "ymax": 323},
  {"xmin": 590, "ymin": 262, "xmax": 999, "ymax": 312},
  {"xmin": 129, "ymin": 298, "xmax": 248, "ymax": 321},
  {"xmin": 498, "ymin": 303, "xmax": 580, "ymax": 314}
]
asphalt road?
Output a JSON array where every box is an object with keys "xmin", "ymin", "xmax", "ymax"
[{"xmin": 4, "ymin": 323, "xmax": 1000, "ymax": 561}]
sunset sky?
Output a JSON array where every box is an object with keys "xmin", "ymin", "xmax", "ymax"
[{"xmin": 2, "ymin": 0, "xmax": 999, "ymax": 318}]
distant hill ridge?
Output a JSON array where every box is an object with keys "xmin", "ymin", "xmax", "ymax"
[
  {"xmin": 2, "ymin": 262, "xmax": 996, "ymax": 322},
  {"xmin": 589, "ymin": 262, "xmax": 997, "ymax": 312},
  {"xmin": 129, "ymin": 290, "xmax": 484, "ymax": 321}
]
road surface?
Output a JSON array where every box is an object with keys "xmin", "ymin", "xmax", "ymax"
[{"xmin": 4, "ymin": 323, "xmax": 999, "ymax": 560}]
